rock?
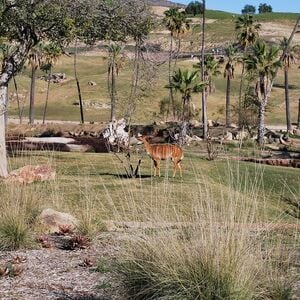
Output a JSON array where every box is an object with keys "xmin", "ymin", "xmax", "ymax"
[
  {"xmin": 40, "ymin": 73, "xmax": 66, "ymax": 83},
  {"xmin": 25, "ymin": 137, "xmax": 75, "ymax": 144},
  {"xmin": 129, "ymin": 136, "xmax": 139, "ymax": 145},
  {"xmin": 88, "ymin": 81, "xmax": 97, "ymax": 86},
  {"xmin": 224, "ymin": 131, "xmax": 233, "ymax": 141},
  {"xmin": 236, "ymin": 130, "xmax": 249, "ymax": 140},
  {"xmin": 104, "ymin": 220, "xmax": 118, "ymax": 232},
  {"xmin": 6, "ymin": 165, "xmax": 55, "ymax": 184},
  {"xmin": 38, "ymin": 208, "xmax": 78, "ymax": 233},
  {"xmin": 64, "ymin": 144, "xmax": 94, "ymax": 152},
  {"xmin": 293, "ymin": 129, "xmax": 300, "ymax": 135},
  {"xmin": 190, "ymin": 119, "xmax": 201, "ymax": 127},
  {"xmin": 207, "ymin": 119, "xmax": 214, "ymax": 127},
  {"xmin": 191, "ymin": 135, "xmax": 203, "ymax": 142},
  {"xmin": 229, "ymin": 123, "xmax": 238, "ymax": 129}
]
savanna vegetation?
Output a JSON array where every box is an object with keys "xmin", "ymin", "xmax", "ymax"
[{"xmin": 0, "ymin": 0, "xmax": 299, "ymax": 299}]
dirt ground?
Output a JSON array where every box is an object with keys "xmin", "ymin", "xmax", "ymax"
[{"xmin": 0, "ymin": 233, "xmax": 125, "ymax": 300}]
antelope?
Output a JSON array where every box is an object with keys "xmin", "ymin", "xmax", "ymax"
[{"xmin": 137, "ymin": 135, "xmax": 184, "ymax": 177}]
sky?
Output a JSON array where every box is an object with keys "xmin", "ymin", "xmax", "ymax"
[{"xmin": 174, "ymin": 0, "xmax": 300, "ymax": 14}]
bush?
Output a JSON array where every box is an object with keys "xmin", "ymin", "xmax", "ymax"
[
  {"xmin": 117, "ymin": 165, "xmax": 299, "ymax": 299},
  {"xmin": 0, "ymin": 214, "xmax": 30, "ymax": 250},
  {"xmin": 0, "ymin": 184, "xmax": 42, "ymax": 250}
]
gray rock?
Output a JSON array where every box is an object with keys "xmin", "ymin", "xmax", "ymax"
[{"xmin": 38, "ymin": 208, "xmax": 78, "ymax": 233}]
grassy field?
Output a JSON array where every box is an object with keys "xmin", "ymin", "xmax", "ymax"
[
  {"xmin": 6, "ymin": 7, "xmax": 300, "ymax": 126},
  {"xmin": 2, "ymin": 148, "xmax": 299, "ymax": 298},
  {"xmin": 5, "ymin": 148, "xmax": 299, "ymax": 223}
]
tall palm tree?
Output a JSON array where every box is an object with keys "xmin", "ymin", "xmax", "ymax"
[
  {"xmin": 245, "ymin": 41, "xmax": 281, "ymax": 145},
  {"xmin": 223, "ymin": 46, "xmax": 237, "ymax": 127},
  {"xmin": 73, "ymin": 39, "xmax": 84, "ymax": 124},
  {"xmin": 163, "ymin": 7, "xmax": 190, "ymax": 119},
  {"xmin": 166, "ymin": 68, "xmax": 205, "ymax": 121},
  {"xmin": 235, "ymin": 15, "xmax": 261, "ymax": 125},
  {"xmin": 107, "ymin": 44, "xmax": 124, "ymax": 122},
  {"xmin": 27, "ymin": 42, "xmax": 45, "ymax": 124},
  {"xmin": 166, "ymin": 68, "xmax": 205, "ymax": 145},
  {"xmin": 235, "ymin": 15, "xmax": 261, "ymax": 49},
  {"xmin": 194, "ymin": 54, "xmax": 221, "ymax": 93},
  {"xmin": 200, "ymin": 0, "xmax": 207, "ymax": 139},
  {"xmin": 41, "ymin": 43, "xmax": 62, "ymax": 124},
  {"xmin": 280, "ymin": 37, "xmax": 296, "ymax": 132}
]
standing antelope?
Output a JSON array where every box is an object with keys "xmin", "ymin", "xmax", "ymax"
[{"xmin": 137, "ymin": 135, "xmax": 184, "ymax": 177}]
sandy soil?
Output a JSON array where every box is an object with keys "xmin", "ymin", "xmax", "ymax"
[
  {"xmin": 260, "ymin": 22, "xmax": 300, "ymax": 43},
  {"xmin": 0, "ymin": 233, "xmax": 124, "ymax": 300}
]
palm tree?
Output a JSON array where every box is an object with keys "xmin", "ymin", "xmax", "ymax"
[
  {"xmin": 27, "ymin": 42, "xmax": 45, "ymax": 124},
  {"xmin": 167, "ymin": 68, "xmax": 204, "ymax": 121},
  {"xmin": 74, "ymin": 39, "xmax": 84, "ymax": 124},
  {"xmin": 235, "ymin": 15, "xmax": 261, "ymax": 49},
  {"xmin": 195, "ymin": 54, "xmax": 221, "ymax": 93},
  {"xmin": 223, "ymin": 46, "xmax": 237, "ymax": 127},
  {"xmin": 107, "ymin": 44, "xmax": 124, "ymax": 122},
  {"xmin": 166, "ymin": 68, "xmax": 205, "ymax": 145},
  {"xmin": 200, "ymin": 0, "xmax": 207, "ymax": 139},
  {"xmin": 163, "ymin": 7, "xmax": 190, "ymax": 119},
  {"xmin": 280, "ymin": 37, "xmax": 296, "ymax": 132},
  {"xmin": 245, "ymin": 41, "xmax": 281, "ymax": 145},
  {"xmin": 40, "ymin": 43, "xmax": 62, "ymax": 124},
  {"xmin": 235, "ymin": 15, "xmax": 261, "ymax": 125}
]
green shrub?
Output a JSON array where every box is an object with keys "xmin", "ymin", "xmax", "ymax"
[
  {"xmin": 0, "ymin": 214, "xmax": 30, "ymax": 250},
  {"xmin": 116, "ymin": 164, "xmax": 299, "ymax": 300}
]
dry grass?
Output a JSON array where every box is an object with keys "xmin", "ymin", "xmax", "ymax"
[
  {"xmin": 116, "ymin": 164, "xmax": 299, "ymax": 300},
  {"xmin": 0, "ymin": 149, "xmax": 299, "ymax": 298},
  {"xmin": 8, "ymin": 50, "xmax": 300, "ymax": 125}
]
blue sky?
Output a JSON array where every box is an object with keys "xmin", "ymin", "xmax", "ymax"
[{"xmin": 174, "ymin": 0, "xmax": 300, "ymax": 14}]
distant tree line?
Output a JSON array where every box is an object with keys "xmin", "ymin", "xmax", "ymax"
[{"xmin": 242, "ymin": 3, "xmax": 273, "ymax": 14}]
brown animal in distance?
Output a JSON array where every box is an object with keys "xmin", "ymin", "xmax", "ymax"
[{"xmin": 137, "ymin": 135, "xmax": 184, "ymax": 177}]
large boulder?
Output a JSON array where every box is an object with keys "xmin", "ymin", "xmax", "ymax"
[
  {"xmin": 38, "ymin": 208, "xmax": 79, "ymax": 233},
  {"xmin": 6, "ymin": 165, "xmax": 55, "ymax": 184}
]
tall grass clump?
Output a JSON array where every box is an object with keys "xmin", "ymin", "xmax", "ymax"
[
  {"xmin": 116, "ymin": 163, "xmax": 299, "ymax": 299},
  {"xmin": 74, "ymin": 181, "xmax": 105, "ymax": 238},
  {"xmin": 0, "ymin": 183, "xmax": 44, "ymax": 250}
]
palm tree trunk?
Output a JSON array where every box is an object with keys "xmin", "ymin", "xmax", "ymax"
[
  {"xmin": 29, "ymin": 66, "xmax": 36, "ymax": 124},
  {"xmin": 297, "ymin": 98, "xmax": 300, "ymax": 129},
  {"xmin": 110, "ymin": 62, "xmax": 116, "ymax": 122},
  {"xmin": 258, "ymin": 100, "xmax": 267, "ymax": 145},
  {"xmin": 168, "ymin": 33, "xmax": 176, "ymax": 120},
  {"xmin": 42, "ymin": 68, "xmax": 51, "ymax": 125},
  {"xmin": 284, "ymin": 67, "xmax": 291, "ymax": 131},
  {"xmin": 74, "ymin": 39, "xmax": 84, "ymax": 124},
  {"xmin": 201, "ymin": 0, "xmax": 207, "ymax": 140},
  {"xmin": 0, "ymin": 85, "xmax": 8, "ymax": 177},
  {"xmin": 225, "ymin": 76, "xmax": 231, "ymax": 127},
  {"xmin": 238, "ymin": 61, "xmax": 245, "ymax": 126}
]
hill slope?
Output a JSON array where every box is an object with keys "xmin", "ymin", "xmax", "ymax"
[{"xmin": 147, "ymin": 0, "xmax": 185, "ymax": 8}]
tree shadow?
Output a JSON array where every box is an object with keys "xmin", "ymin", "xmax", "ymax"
[{"xmin": 96, "ymin": 172, "xmax": 152, "ymax": 179}]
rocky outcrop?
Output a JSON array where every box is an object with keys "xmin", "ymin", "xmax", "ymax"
[
  {"xmin": 242, "ymin": 158, "xmax": 300, "ymax": 168},
  {"xmin": 40, "ymin": 73, "xmax": 66, "ymax": 83},
  {"xmin": 38, "ymin": 208, "xmax": 78, "ymax": 234},
  {"xmin": 5, "ymin": 165, "xmax": 55, "ymax": 184},
  {"xmin": 7, "ymin": 136, "xmax": 107, "ymax": 153}
]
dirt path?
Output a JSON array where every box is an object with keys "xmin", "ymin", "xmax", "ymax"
[{"xmin": 0, "ymin": 233, "xmax": 124, "ymax": 300}]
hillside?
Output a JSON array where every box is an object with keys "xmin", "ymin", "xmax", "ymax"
[{"xmin": 147, "ymin": 0, "xmax": 185, "ymax": 7}]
